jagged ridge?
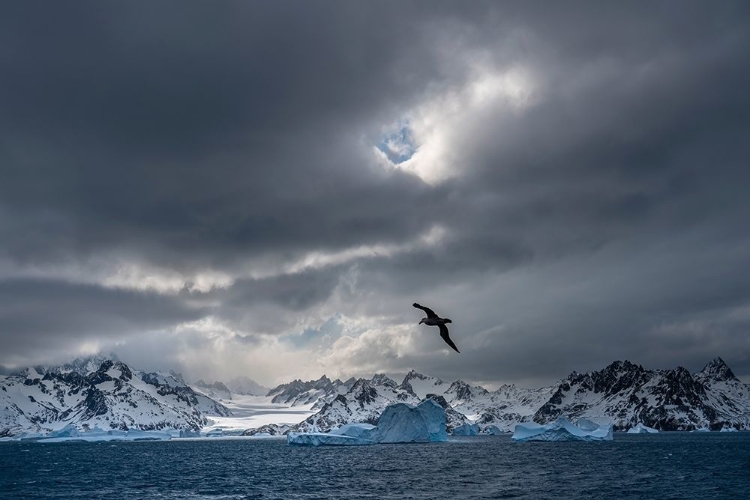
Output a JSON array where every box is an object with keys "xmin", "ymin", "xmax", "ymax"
[{"xmin": 0, "ymin": 359, "xmax": 230, "ymax": 437}]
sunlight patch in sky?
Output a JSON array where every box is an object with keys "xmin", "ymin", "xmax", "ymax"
[{"xmin": 374, "ymin": 65, "xmax": 538, "ymax": 185}]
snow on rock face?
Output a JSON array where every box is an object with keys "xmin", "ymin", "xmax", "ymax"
[
  {"xmin": 512, "ymin": 417, "xmax": 613, "ymax": 442},
  {"xmin": 0, "ymin": 359, "xmax": 230, "ymax": 437},
  {"xmin": 225, "ymin": 376, "xmax": 269, "ymax": 396},
  {"xmin": 424, "ymin": 394, "xmax": 474, "ymax": 433},
  {"xmin": 192, "ymin": 380, "xmax": 232, "ymax": 401},
  {"xmin": 259, "ymin": 357, "xmax": 750, "ymax": 438},
  {"xmin": 400, "ymin": 370, "xmax": 449, "ymax": 399},
  {"xmin": 292, "ymin": 376, "xmax": 419, "ymax": 434},
  {"xmin": 467, "ymin": 384, "xmax": 556, "ymax": 433},
  {"xmin": 287, "ymin": 400, "xmax": 447, "ymax": 446},
  {"xmin": 533, "ymin": 359, "xmax": 750, "ymax": 431},
  {"xmin": 695, "ymin": 357, "xmax": 738, "ymax": 384},
  {"xmin": 266, "ymin": 375, "xmax": 353, "ymax": 408}
]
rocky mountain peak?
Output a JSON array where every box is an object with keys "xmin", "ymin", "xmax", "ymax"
[
  {"xmin": 697, "ymin": 357, "xmax": 738, "ymax": 383},
  {"xmin": 350, "ymin": 378, "xmax": 378, "ymax": 405},
  {"xmin": 447, "ymin": 380, "xmax": 487, "ymax": 401},
  {"xmin": 195, "ymin": 380, "xmax": 230, "ymax": 393},
  {"xmin": 402, "ymin": 369, "xmax": 436, "ymax": 385},
  {"xmin": 371, "ymin": 374, "xmax": 397, "ymax": 387}
]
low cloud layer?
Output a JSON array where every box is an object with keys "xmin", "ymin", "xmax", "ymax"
[{"xmin": 1, "ymin": 2, "xmax": 749, "ymax": 386}]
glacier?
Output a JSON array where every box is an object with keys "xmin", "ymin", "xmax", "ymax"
[
  {"xmin": 288, "ymin": 400, "xmax": 447, "ymax": 446},
  {"xmin": 512, "ymin": 417, "xmax": 613, "ymax": 442},
  {"xmin": 627, "ymin": 423, "xmax": 659, "ymax": 434}
]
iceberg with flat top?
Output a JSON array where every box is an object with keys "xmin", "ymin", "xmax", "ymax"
[
  {"xmin": 14, "ymin": 425, "xmax": 173, "ymax": 443},
  {"xmin": 512, "ymin": 417, "xmax": 613, "ymax": 442},
  {"xmin": 287, "ymin": 423, "xmax": 377, "ymax": 446},
  {"xmin": 627, "ymin": 423, "xmax": 659, "ymax": 434},
  {"xmin": 287, "ymin": 400, "xmax": 447, "ymax": 446}
]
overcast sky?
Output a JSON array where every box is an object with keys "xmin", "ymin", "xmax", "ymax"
[{"xmin": 1, "ymin": 1, "xmax": 749, "ymax": 387}]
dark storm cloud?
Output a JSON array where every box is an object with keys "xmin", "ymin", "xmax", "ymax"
[
  {"xmin": 1, "ymin": 1, "xmax": 749, "ymax": 382},
  {"xmin": 0, "ymin": 279, "xmax": 206, "ymax": 352},
  {"xmin": 0, "ymin": 1, "xmax": 452, "ymax": 269},
  {"xmin": 211, "ymin": 267, "xmax": 346, "ymax": 336}
]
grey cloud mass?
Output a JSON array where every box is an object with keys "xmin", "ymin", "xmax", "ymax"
[{"xmin": 1, "ymin": 1, "xmax": 749, "ymax": 385}]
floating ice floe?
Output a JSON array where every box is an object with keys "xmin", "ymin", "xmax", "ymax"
[
  {"xmin": 720, "ymin": 427, "xmax": 738, "ymax": 433},
  {"xmin": 287, "ymin": 400, "xmax": 447, "ymax": 446},
  {"xmin": 15, "ymin": 424, "xmax": 173, "ymax": 443},
  {"xmin": 627, "ymin": 423, "xmax": 659, "ymax": 434},
  {"xmin": 512, "ymin": 417, "xmax": 613, "ymax": 442},
  {"xmin": 692, "ymin": 428, "xmax": 711, "ymax": 433},
  {"xmin": 287, "ymin": 423, "xmax": 378, "ymax": 446},
  {"xmin": 451, "ymin": 423, "xmax": 480, "ymax": 436}
]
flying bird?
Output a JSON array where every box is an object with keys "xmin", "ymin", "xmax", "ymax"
[{"xmin": 413, "ymin": 303, "xmax": 460, "ymax": 353}]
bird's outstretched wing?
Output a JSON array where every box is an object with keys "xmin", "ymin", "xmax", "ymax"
[
  {"xmin": 413, "ymin": 303, "xmax": 438, "ymax": 319},
  {"xmin": 439, "ymin": 324, "xmax": 460, "ymax": 353}
]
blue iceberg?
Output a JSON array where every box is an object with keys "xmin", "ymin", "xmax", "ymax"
[
  {"xmin": 627, "ymin": 423, "xmax": 659, "ymax": 434},
  {"xmin": 287, "ymin": 423, "xmax": 378, "ymax": 446},
  {"xmin": 451, "ymin": 423, "xmax": 480, "ymax": 436},
  {"xmin": 17, "ymin": 425, "xmax": 174, "ymax": 443},
  {"xmin": 288, "ymin": 400, "xmax": 447, "ymax": 446},
  {"xmin": 483, "ymin": 425, "xmax": 505, "ymax": 435},
  {"xmin": 375, "ymin": 400, "xmax": 447, "ymax": 443},
  {"xmin": 512, "ymin": 417, "xmax": 613, "ymax": 442}
]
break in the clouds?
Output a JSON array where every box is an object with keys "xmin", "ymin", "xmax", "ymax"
[{"xmin": 1, "ymin": 1, "xmax": 749, "ymax": 386}]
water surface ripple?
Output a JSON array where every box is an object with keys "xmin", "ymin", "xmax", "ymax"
[{"xmin": 2, "ymin": 433, "xmax": 749, "ymax": 499}]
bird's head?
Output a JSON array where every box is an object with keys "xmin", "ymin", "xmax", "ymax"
[
  {"xmin": 418, "ymin": 318, "xmax": 425, "ymax": 325},
  {"xmin": 444, "ymin": 318, "xmax": 452, "ymax": 324}
]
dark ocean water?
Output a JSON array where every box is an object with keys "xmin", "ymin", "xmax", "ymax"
[{"xmin": 2, "ymin": 433, "xmax": 750, "ymax": 499}]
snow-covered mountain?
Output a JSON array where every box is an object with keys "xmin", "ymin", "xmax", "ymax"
[
  {"xmin": 271, "ymin": 371, "xmax": 527, "ymax": 434},
  {"xmin": 533, "ymin": 358, "xmax": 750, "ymax": 431},
  {"xmin": 266, "ymin": 375, "xmax": 355, "ymax": 409},
  {"xmin": 295, "ymin": 375, "xmax": 419, "ymax": 432},
  {"xmin": 191, "ymin": 377, "xmax": 270, "ymax": 400},
  {"xmin": 192, "ymin": 380, "xmax": 233, "ymax": 401},
  {"xmin": 225, "ymin": 376, "xmax": 269, "ymax": 397},
  {"xmin": 248, "ymin": 358, "xmax": 750, "ymax": 435},
  {"xmin": 0, "ymin": 359, "xmax": 230, "ymax": 437},
  {"xmin": 398, "ymin": 370, "xmax": 550, "ymax": 432},
  {"xmin": 4, "ymin": 356, "xmax": 748, "ymax": 437}
]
